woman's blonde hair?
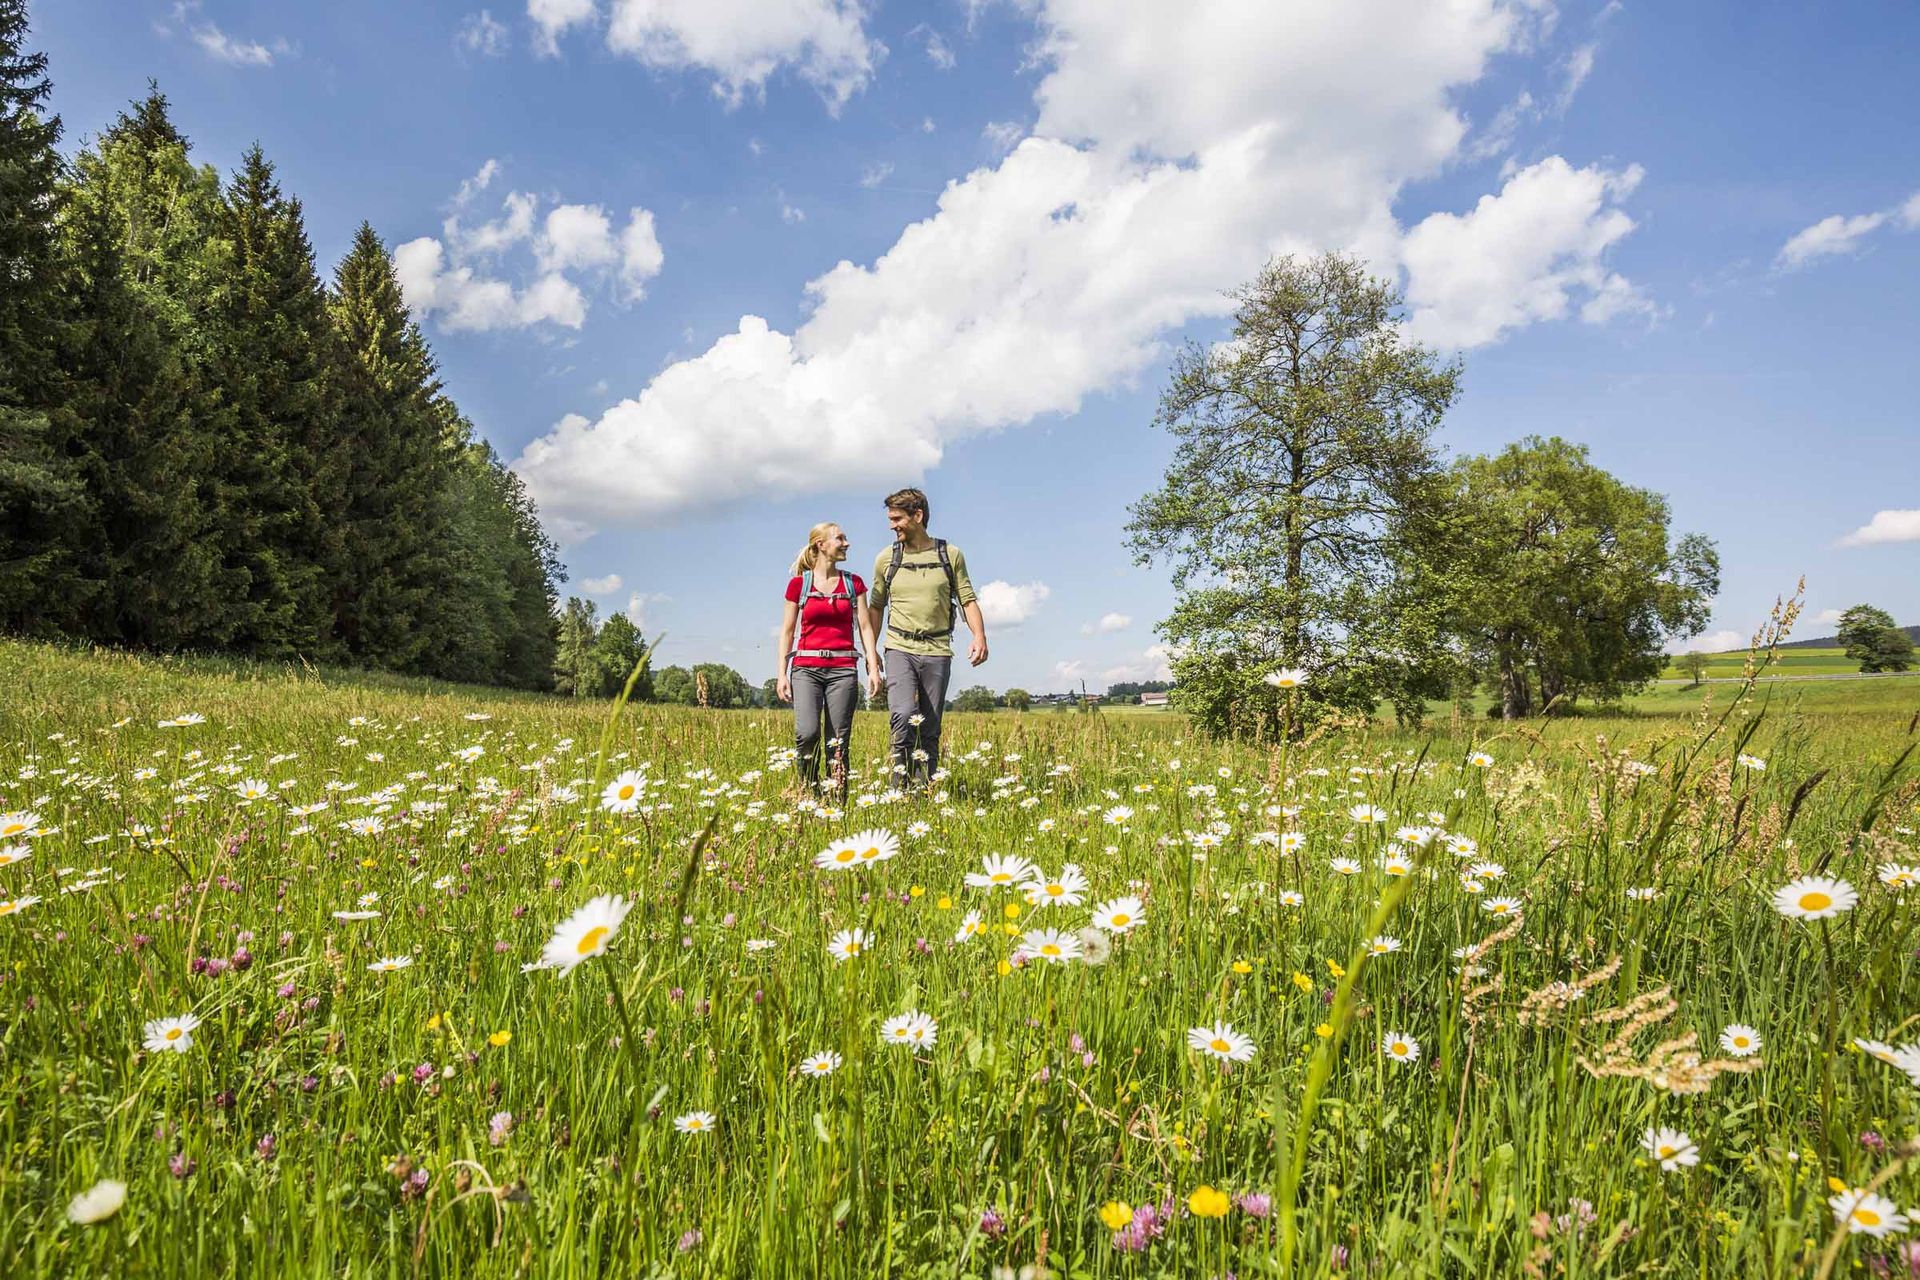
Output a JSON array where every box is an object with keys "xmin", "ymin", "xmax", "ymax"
[{"xmin": 790, "ymin": 522, "xmax": 842, "ymax": 576}]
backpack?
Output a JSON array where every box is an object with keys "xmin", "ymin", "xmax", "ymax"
[
  {"xmin": 787, "ymin": 570, "xmax": 865, "ymax": 672},
  {"xmin": 880, "ymin": 539, "xmax": 959, "ymax": 642}
]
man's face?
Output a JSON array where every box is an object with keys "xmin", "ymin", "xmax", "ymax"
[{"xmin": 886, "ymin": 506, "xmax": 923, "ymax": 540}]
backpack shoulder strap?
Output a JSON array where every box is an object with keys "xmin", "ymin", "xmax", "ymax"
[
  {"xmin": 882, "ymin": 542, "xmax": 906, "ymax": 595},
  {"xmin": 935, "ymin": 539, "xmax": 958, "ymax": 620}
]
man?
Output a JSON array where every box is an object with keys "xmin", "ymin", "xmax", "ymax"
[{"xmin": 867, "ymin": 487, "xmax": 987, "ymax": 788}]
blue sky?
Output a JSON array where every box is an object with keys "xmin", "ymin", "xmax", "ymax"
[{"xmin": 30, "ymin": 0, "xmax": 1920, "ymax": 691}]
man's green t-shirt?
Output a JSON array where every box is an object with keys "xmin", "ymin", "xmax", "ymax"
[{"xmin": 869, "ymin": 542, "xmax": 978, "ymax": 657}]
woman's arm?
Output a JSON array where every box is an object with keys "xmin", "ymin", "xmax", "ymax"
[
  {"xmin": 775, "ymin": 600, "xmax": 799, "ymax": 701},
  {"xmin": 858, "ymin": 594, "xmax": 882, "ymax": 695}
]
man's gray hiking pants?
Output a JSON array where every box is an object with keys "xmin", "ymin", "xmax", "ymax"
[{"xmin": 884, "ymin": 649, "xmax": 952, "ymax": 786}]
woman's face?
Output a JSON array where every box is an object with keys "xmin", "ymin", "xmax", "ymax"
[{"xmin": 819, "ymin": 526, "xmax": 849, "ymax": 562}]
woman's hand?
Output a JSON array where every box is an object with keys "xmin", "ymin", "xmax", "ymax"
[{"xmin": 776, "ymin": 674, "xmax": 792, "ymax": 704}]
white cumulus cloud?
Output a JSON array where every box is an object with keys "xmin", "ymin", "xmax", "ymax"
[
  {"xmin": 530, "ymin": 0, "xmax": 597, "ymax": 56},
  {"xmin": 605, "ymin": 0, "xmax": 881, "ymax": 111},
  {"xmin": 395, "ymin": 169, "xmax": 662, "ymax": 332},
  {"xmin": 1667, "ymin": 629, "xmax": 1746, "ymax": 656},
  {"xmin": 1840, "ymin": 509, "xmax": 1920, "ymax": 547},
  {"xmin": 581, "ymin": 573, "xmax": 624, "ymax": 593},
  {"xmin": 1083, "ymin": 612, "xmax": 1132, "ymax": 634},
  {"xmin": 1401, "ymin": 156, "xmax": 1648, "ymax": 348},
  {"xmin": 975, "ymin": 580, "xmax": 1051, "ymax": 627},
  {"xmin": 459, "ymin": 10, "xmax": 511, "ymax": 56},
  {"xmin": 516, "ymin": 0, "xmax": 1647, "ymax": 534},
  {"xmin": 1778, "ymin": 212, "xmax": 1889, "ymax": 269},
  {"xmin": 1776, "ymin": 190, "xmax": 1920, "ymax": 269},
  {"xmin": 624, "ymin": 591, "xmax": 671, "ymax": 630}
]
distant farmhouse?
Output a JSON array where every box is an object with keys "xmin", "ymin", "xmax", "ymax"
[{"xmin": 1139, "ymin": 691, "xmax": 1171, "ymax": 706}]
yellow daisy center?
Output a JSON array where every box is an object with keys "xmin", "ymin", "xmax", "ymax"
[
  {"xmin": 1209, "ymin": 1037, "xmax": 1231, "ymax": 1054},
  {"xmin": 1733, "ymin": 1035, "xmax": 1750, "ymax": 1048},
  {"xmin": 861, "ymin": 846, "xmax": 881, "ymax": 860},
  {"xmin": 617, "ymin": 785, "xmax": 635, "ymax": 800},
  {"xmin": 846, "ymin": 941, "xmax": 861, "ymax": 954},
  {"xmin": 1799, "ymin": 891, "xmax": 1832, "ymax": 911},
  {"xmin": 1046, "ymin": 884, "xmax": 1063, "ymax": 896},
  {"xmin": 1855, "ymin": 1208, "xmax": 1881, "ymax": 1226},
  {"xmin": 1657, "ymin": 1145, "xmax": 1677, "ymax": 1159},
  {"xmin": 1392, "ymin": 1043, "xmax": 1409, "ymax": 1055},
  {"xmin": 165, "ymin": 1028, "xmax": 182, "ymax": 1040},
  {"xmin": 835, "ymin": 848, "xmax": 856, "ymax": 863},
  {"xmin": 576, "ymin": 925, "xmax": 610, "ymax": 955},
  {"xmin": 990, "ymin": 872, "xmax": 1011, "ymax": 882},
  {"xmin": 0, "ymin": 903, "xmax": 15, "ymax": 914},
  {"xmin": 1040, "ymin": 944, "xmax": 1061, "ymax": 957},
  {"xmin": 1110, "ymin": 913, "xmax": 1130, "ymax": 926},
  {"xmin": 1491, "ymin": 904, "xmax": 1510, "ymax": 914}
]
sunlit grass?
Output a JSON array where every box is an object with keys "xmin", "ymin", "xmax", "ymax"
[{"xmin": 0, "ymin": 638, "xmax": 1916, "ymax": 1277}]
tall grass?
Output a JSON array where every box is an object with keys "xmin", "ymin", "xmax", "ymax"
[{"xmin": 0, "ymin": 637, "xmax": 1915, "ymax": 1277}]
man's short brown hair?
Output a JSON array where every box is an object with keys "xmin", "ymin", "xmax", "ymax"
[{"xmin": 884, "ymin": 487, "xmax": 930, "ymax": 525}]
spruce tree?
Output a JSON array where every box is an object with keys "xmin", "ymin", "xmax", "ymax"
[
  {"xmin": 0, "ymin": 0, "xmax": 89, "ymax": 633},
  {"xmin": 54, "ymin": 88, "xmax": 235, "ymax": 648},
  {"xmin": 327, "ymin": 223, "xmax": 457, "ymax": 670},
  {"xmin": 208, "ymin": 144, "xmax": 342, "ymax": 658}
]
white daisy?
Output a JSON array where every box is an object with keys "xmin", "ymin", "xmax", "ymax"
[
  {"xmin": 1380, "ymin": 1031, "xmax": 1420, "ymax": 1065},
  {"xmin": 600, "ymin": 770, "xmax": 646, "ymax": 814},
  {"xmin": 1329, "ymin": 857, "xmax": 1362, "ymax": 877},
  {"xmin": 1830, "ymin": 1189, "xmax": 1907, "ymax": 1237},
  {"xmin": 1481, "ymin": 896, "xmax": 1523, "ymax": 916},
  {"xmin": 1347, "ymin": 803, "xmax": 1388, "ymax": 824},
  {"xmin": 964, "ymin": 853, "xmax": 1036, "ymax": 889},
  {"xmin": 142, "ymin": 1013, "xmax": 201, "ymax": 1054},
  {"xmin": 1019, "ymin": 927, "xmax": 1082, "ymax": 964},
  {"xmin": 673, "ymin": 1110, "xmax": 716, "ymax": 1135},
  {"xmin": 1263, "ymin": 668, "xmax": 1307, "ymax": 689},
  {"xmin": 1879, "ymin": 863, "xmax": 1920, "ymax": 890},
  {"xmin": 1770, "ymin": 875, "xmax": 1856, "ymax": 921},
  {"xmin": 952, "ymin": 910, "xmax": 988, "ymax": 944},
  {"xmin": 1090, "ymin": 896, "xmax": 1144, "ymax": 933},
  {"xmin": 1365, "ymin": 935, "xmax": 1402, "ymax": 956},
  {"xmin": 1641, "ymin": 1127, "xmax": 1699, "ymax": 1172},
  {"xmin": 1278, "ymin": 889, "xmax": 1304, "ymax": 907},
  {"xmin": 0, "ymin": 895, "xmax": 41, "ymax": 917},
  {"xmin": 539, "ymin": 894, "xmax": 633, "ymax": 974},
  {"xmin": 848, "ymin": 828, "xmax": 901, "ymax": 866},
  {"xmin": 880, "ymin": 1009, "xmax": 938, "ymax": 1049},
  {"xmin": 1022, "ymin": 863, "xmax": 1090, "ymax": 908},
  {"xmin": 0, "ymin": 845, "xmax": 27, "ymax": 867},
  {"xmin": 368, "ymin": 955, "xmax": 414, "ymax": 973},
  {"xmin": 1186, "ymin": 1020, "xmax": 1256, "ymax": 1063},
  {"xmin": 1719, "ymin": 1024, "xmax": 1762, "ymax": 1057},
  {"xmin": 827, "ymin": 927, "xmax": 870, "ymax": 962},
  {"xmin": 799, "ymin": 1050, "xmax": 842, "ymax": 1077}
]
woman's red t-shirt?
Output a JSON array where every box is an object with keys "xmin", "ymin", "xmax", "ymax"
[{"xmin": 785, "ymin": 573, "xmax": 865, "ymax": 668}]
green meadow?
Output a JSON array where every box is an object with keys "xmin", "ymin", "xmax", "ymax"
[{"xmin": 1, "ymin": 639, "xmax": 1917, "ymax": 1278}]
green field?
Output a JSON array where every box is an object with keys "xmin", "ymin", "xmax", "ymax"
[
  {"xmin": 2, "ymin": 639, "xmax": 1918, "ymax": 1277},
  {"xmin": 1661, "ymin": 647, "xmax": 1874, "ymax": 681}
]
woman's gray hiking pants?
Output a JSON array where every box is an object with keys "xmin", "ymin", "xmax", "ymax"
[{"xmin": 791, "ymin": 665, "xmax": 858, "ymax": 793}]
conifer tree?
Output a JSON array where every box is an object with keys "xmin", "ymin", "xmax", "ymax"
[
  {"xmin": 0, "ymin": 0, "xmax": 88, "ymax": 633},
  {"xmin": 327, "ymin": 223, "xmax": 457, "ymax": 669},
  {"xmin": 208, "ymin": 143, "xmax": 342, "ymax": 658},
  {"xmin": 55, "ymin": 87, "xmax": 235, "ymax": 648}
]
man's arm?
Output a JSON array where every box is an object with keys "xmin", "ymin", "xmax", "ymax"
[
  {"xmin": 962, "ymin": 599, "xmax": 988, "ymax": 667},
  {"xmin": 951, "ymin": 548, "xmax": 986, "ymax": 666}
]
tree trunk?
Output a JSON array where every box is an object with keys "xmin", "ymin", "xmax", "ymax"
[{"xmin": 1498, "ymin": 640, "xmax": 1531, "ymax": 719}]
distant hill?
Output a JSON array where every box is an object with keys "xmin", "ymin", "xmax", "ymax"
[{"xmin": 1778, "ymin": 624, "xmax": 1920, "ymax": 650}]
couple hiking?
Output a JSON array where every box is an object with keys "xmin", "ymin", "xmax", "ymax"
[{"xmin": 774, "ymin": 487, "xmax": 988, "ymax": 798}]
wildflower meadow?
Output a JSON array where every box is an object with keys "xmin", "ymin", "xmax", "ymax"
[{"xmin": 1, "ymin": 631, "xmax": 1917, "ymax": 1278}]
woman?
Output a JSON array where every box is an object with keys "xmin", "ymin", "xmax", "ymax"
[{"xmin": 776, "ymin": 523, "xmax": 880, "ymax": 797}]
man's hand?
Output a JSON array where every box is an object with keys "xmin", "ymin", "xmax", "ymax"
[
  {"xmin": 969, "ymin": 635, "xmax": 989, "ymax": 666},
  {"xmin": 868, "ymin": 671, "xmax": 884, "ymax": 699},
  {"xmin": 776, "ymin": 674, "xmax": 792, "ymax": 704}
]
